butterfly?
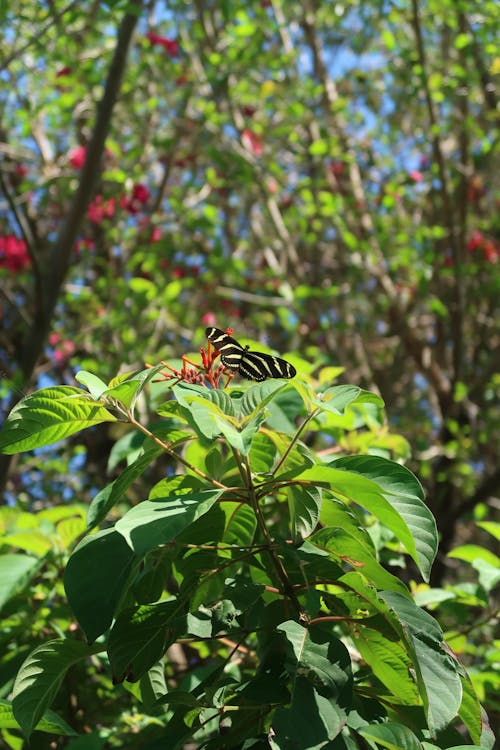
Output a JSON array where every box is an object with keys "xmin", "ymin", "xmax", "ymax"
[{"xmin": 205, "ymin": 327, "xmax": 296, "ymax": 381}]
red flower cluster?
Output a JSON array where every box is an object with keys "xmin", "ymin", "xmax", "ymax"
[
  {"xmin": 0, "ymin": 235, "xmax": 31, "ymax": 271},
  {"xmin": 145, "ymin": 32, "xmax": 179, "ymax": 57},
  {"xmin": 69, "ymin": 146, "xmax": 86, "ymax": 169},
  {"xmin": 120, "ymin": 183, "xmax": 150, "ymax": 214},
  {"xmin": 242, "ymin": 129, "xmax": 263, "ymax": 157},
  {"xmin": 87, "ymin": 195, "xmax": 116, "ymax": 224},
  {"xmin": 467, "ymin": 230, "xmax": 499, "ymax": 263}
]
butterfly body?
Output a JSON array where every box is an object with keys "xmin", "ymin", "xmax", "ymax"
[{"xmin": 206, "ymin": 327, "xmax": 296, "ymax": 381}]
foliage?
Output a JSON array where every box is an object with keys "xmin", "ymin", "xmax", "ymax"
[
  {"xmin": 0, "ymin": 0, "xmax": 499, "ymax": 746},
  {"xmin": 0, "ymin": 355, "xmax": 495, "ymax": 748}
]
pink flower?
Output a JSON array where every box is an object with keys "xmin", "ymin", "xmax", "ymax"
[
  {"xmin": 146, "ymin": 32, "xmax": 179, "ymax": 57},
  {"xmin": 0, "ymin": 235, "xmax": 31, "ymax": 271},
  {"xmin": 150, "ymin": 227, "xmax": 162, "ymax": 243},
  {"xmin": 267, "ymin": 178, "xmax": 278, "ymax": 194},
  {"xmin": 242, "ymin": 129, "xmax": 263, "ymax": 157},
  {"xmin": 87, "ymin": 195, "xmax": 116, "ymax": 224},
  {"xmin": 201, "ymin": 312, "xmax": 216, "ymax": 326},
  {"xmin": 408, "ymin": 169, "xmax": 423, "ymax": 183},
  {"xmin": 53, "ymin": 340, "xmax": 75, "ymax": 364},
  {"xmin": 69, "ymin": 146, "xmax": 86, "ymax": 169},
  {"xmin": 48, "ymin": 332, "xmax": 60, "ymax": 346}
]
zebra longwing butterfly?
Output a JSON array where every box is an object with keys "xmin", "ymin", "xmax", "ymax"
[{"xmin": 206, "ymin": 327, "xmax": 296, "ymax": 381}]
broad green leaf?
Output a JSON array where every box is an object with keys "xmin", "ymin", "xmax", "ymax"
[
  {"xmin": 0, "ymin": 387, "xmax": 116, "ymax": 454},
  {"xmin": 2, "ymin": 531, "xmax": 52, "ymax": 556},
  {"xmin": 12, "ymin": 639, "xmax": 93, "ymax": 738},
  {"xmin": 311, "ymin": 527, "xmax": 409, "ymax": 595},
  {"xmin": 380, "ymin": 592, "xmax": 462, "ymax": 732},
  {"xmin": 298, "ymin": 461, "xmax": 436, "ymax": 581},
  {"xmin": 239, "ymin": 380, "xmax": 290, "ymax": 419},
  {"xmin": 0, "ymin": 554, "xmax": 41, "ymax": 611},
  {"xmin": 139, "ymin": 662, "xmax": 168, "ymax": 711},
  {"xmin": 87, "ymin": 445, "xmax": 163, "ymax": 528},
  {"xmin": 358, "ymin": 722, "xmax": 423, "ymax": 750},
  {"xmin": 458, "ymin": 672, "xmax": 485, "ymax": 747},
  {"xmin": 215, "ymin": 411, "xmax": 266, "ymax": 455},
  {"xmin": 0, "ymin": 698, "xmax": 78, "ymax": 735},
  {"xmin": 312, "ymin": 385, "xmax": 362, "ymax": 414},
  {"xmin": 64, "ymin": 529, "xmax": 138, "ymax": 642},
  {"xmin": 332, "ymin": 456, "xmax": 437, "ymax": 581},
  {"xmin": 272, "ymin": 621, "xmax": 352, "ymax": 747},
  {"xmin": 115, "ymin": 488, "xmax": 223, "ymax": 556},
  {"xmin": 288, "ymin": 484, "xmax": 322, "ymax": 540},
  {"xmin": 220, "ymin": 502, "xmax": 256, "ymax": 547},
  {"xmin": 476, "ymin": 521, "xmax": 500, "ymax": 541},
  {"xmin": 354, "ymin": 628, "xmax": 419, "ymax": 705},
  {"xmin": 174, "ymin": 382, "xmax": 235, "ymax": 416},
  {"xmin": 248, "ymin": 432, "xmax": 277, "ymax": 473},
  {"xmin": 448, "ymin": 544, "xmax": 500, "ymax": 567},
  {"xmin": 108, "ymin": 600, "xmax": 183, "ymax": 683},
  {"xmin": 75, "ymin": 371, "xmax": 108, "ymax": 398}
]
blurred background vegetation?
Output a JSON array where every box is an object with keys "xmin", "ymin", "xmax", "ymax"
[{"xmin": 0, "ymin": 0, "xmax": 498, "ymax": 744}]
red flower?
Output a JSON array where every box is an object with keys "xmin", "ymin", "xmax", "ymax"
[
  {"xmin": 0, "ymin": 235, "xmax": 31, "ymax": 271},
  {"xmin": 481, "ymin": 240, "xmax": 499, "ymax": 264},
  {"xmin": 120, "ymin": 183, "xmax": 150, "ymax": 214},
  {"xmin": 56, "ymin": 67, "xmax": 72, "ymax": 78},
  {"xmin": 146, "ymin": 32, "xmax": 179, "ymax": 57},
  {"xmin": 242, "ymin": 129, "xmax": 263, "ymax": 157},
  {"xmin": 466, "ymin": 230, "xmax": 484, "ymax": 254},
  {"xmin": 74, "ymin": 238, "xmax": 95, "ymax": 254},
  {"xmin": 87, "ymin": 195, "xmax": 116, "ymax": 224},
  {"xmin": 69, "ymin": 146, "xmax": 87, "ymax": 169},
  {"xmin": 329, "ymin": 160, "xmax": 345, "ymax": 178}
]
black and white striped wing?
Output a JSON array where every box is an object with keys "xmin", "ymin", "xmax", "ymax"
[
  {"xmin": 205, "ymin": 327, "xmax": 244, "ymax": 371},
  {"xmin": 239, "ymin": 351, "xmax": 296, "ymax": 381},
  {"xmin": 206, "ymin": 327, "xmax": 296, "ymax": 381}
]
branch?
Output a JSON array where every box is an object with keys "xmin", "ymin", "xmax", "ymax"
[
  {"xmin": 410, "ymin": 0, "xmax": 465, "ymax": 384},
  {"xmin": 0, "ymin": 5, "xmax": 142, "ymax": 498},
  {"xmin": 19, "ymin": 4, "xmax": 142, "ymax": 380}
]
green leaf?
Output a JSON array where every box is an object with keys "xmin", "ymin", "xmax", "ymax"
[
  {"xmin": 300, "ymin": 458, "xmax": 437, "ymax": 581},
  {"xmin": 457, "ymin": 672, "xmax": 484, "ymax": 746},
  {"xmin": 239, "ymin": 380, "xmax": 290, "ymax": 419},
  {"xmin": 311, "ymin": 527, "xmax": 409, "ymax": 595},
  {"xmin": 115, "ymin": 488, "xmax": 223, "ymax": 556},
  {"xmin": 288, "ymin": 485, "xmax": 322, "ymax": 540},
  {"xmin": 12, "ymin": 639, "xmax": 92, "ymax": 738},
  {"xmin": 75, "ymin": 371, "xmax": 108, "ymax": 398},
  {"xmin": 358, "ymin": 722, "xmax": 423, "ymax": 750},
  {"xmin": 312, "ymin": 385, "xmax": 362, "ymax": 414},
  {"xmin": 64, "ymin": 529, "xmax": 138, "ymax": 642},
  {"xmin": 272, "ymin": 621, "xmax": 352, "ymax": 748},
  {"xmin": 108, "ymin": 600, "xmax": 183, "ymax": 683},
  {"xmin": 87, "ymin": 446, "xmax": 163, "ymax": 528},
  {"xmin": 0, "ymin": 554, "xmax": 41, "ymax": 611},
  {"xmin": 0, "ymin": 698, "xmax": 78, "ymax": 735},
  {"xmin": 0, "ymin": 387, "xmax": 116, "ymax": 454},
  {"xmin": 380, "ymin": 592, "xmax": 462, "ymax": 732}
]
